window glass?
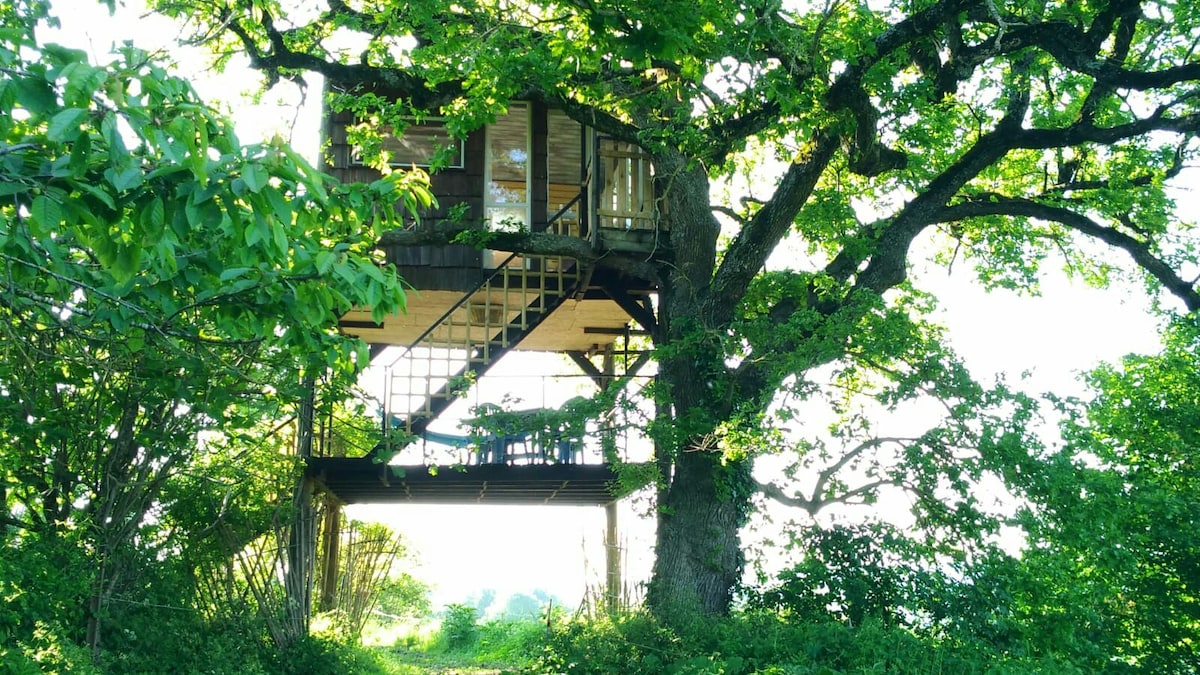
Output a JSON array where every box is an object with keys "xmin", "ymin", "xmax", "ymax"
[
  {"xmin": 486, "ymin": 103, "xmax": 530, "ymax": 228},
  {"xmin": 547, "ymin": 110, "xmax": 584, "ymax": 234},
  {"xmin": 379, "ymin": 121, "xmax": 464, "ymax": 168}
]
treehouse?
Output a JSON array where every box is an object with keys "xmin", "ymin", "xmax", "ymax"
[{"xmin": 307, "ymin": 99, "xmax": 662, "ymax": 507}]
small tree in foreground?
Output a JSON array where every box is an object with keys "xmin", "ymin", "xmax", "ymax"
[{"xmin": 0, "ymin": 0, "xmax": 430, "ymax": 661}]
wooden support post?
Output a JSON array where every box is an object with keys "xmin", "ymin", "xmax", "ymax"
[
  {"xmin": 604, "ymin": 500, "xmax": 621, "ymax": 615},
  {"xmin": 318, "ymin": 497, "xmax": 342, "ymax": 613},
  {"xmin": 600, "ymin": 347, "xmax": 622, "ymax": 613}
]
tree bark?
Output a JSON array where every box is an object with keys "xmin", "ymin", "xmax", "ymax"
[{"xmin": 647, "ymin": 451, "xmax": 752, "ymax": 617}]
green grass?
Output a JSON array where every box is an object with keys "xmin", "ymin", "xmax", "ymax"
[{"xmin": 361, "ymin": 612, "xmax": 545, "ymax": 674}]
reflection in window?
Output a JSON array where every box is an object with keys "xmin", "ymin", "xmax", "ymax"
[
  {"xmin": 484, "ymin": 104, "xmax": 531, "ymax": 265},
  {"xmin": 375, "ymin": 121, "xmax": 465, "ymax": 168}
]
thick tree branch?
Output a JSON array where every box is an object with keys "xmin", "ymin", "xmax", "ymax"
[
  {"xmin": 755, "ymin": 479, "xmax": 819, "ymax": 515},
  {"xmin": 756, "ymin": 477, "xmax": 895, "ymax": 515},
  {"xmin": 703, "ymin": 132, "xmax": 840, "ymax": 323},
  {"xmin": 999, "ymin": 20, "xmax": 1200, "ymax": 92}
]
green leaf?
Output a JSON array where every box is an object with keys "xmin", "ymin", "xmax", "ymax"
[
  {"xmin": 242, "ymin": 162, "xmax": 268, "ymax": 192},
  {"xmin": 13, "ymin": 75, "xmax": 55, "ymax": 115},
  {"xmin": 263, "ymin": 186, "xmax": 292, "ymax": 227},
  {"xmin": 219, "ymin": 267, "xmax": 252, "ymax": 282},
  {"xmin": 29, "ymin": 195, "xmax": 63, "ymax": 229},
  {"xmin": 76, "ymin": 182, "xmax": 116, "ymax": 210},
  {"xmin": 100, "ymin": 112, "xmax": 128, "ymax": 161},
  {"xmin": 0, "ymin": 180, "xmax": 31, "ymax": 197},
  {"xmin": 271, "ymin": 222, "xmax": 288, "ymax": 255},
  {"xmin": 47, "ymin": 107, "xmax": 89, "ymax": 142},
  {"xmin": 110, "ymin": 242, "xmax": 142, "ymax": 282},
  {"xmin": 68, "ymin": 129, "xmax": 92, "ymax": 173},
  {"xmin": 104, "ymin": 163, "xmax": 143, "ymax": 191}
]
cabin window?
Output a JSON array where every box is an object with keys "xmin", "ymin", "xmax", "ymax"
[
  {"xmin": 547, "ymin": 110, "xmax": 584, "ymax": 237},
  {"xmin": 367, "ymin": 120, "xmax": 465, "ymax": 169},
  {"xmin": 484, "ymin": 102, "xmax": 531, "ymax": 232}
]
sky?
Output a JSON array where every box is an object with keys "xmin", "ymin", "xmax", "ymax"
[{"xmin": 49, "ymin": 0, "xmax": 1182, "ymax": 612}]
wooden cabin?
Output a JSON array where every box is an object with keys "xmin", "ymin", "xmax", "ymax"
[{"xmin": 323, "ymin": 99, "xmax": 663, "ymax": 461}]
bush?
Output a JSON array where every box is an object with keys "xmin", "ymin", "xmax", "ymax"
[
  {"xmin": 475, "ymin": 618, "xmax": 549, "ymax": 665},
  {"xmin": 438, "ymin": 604, "xmax": 480, "ymax": 651},
  {"xmin": 533, "ymin": 611, "xmax": 1088, "ymax": 674},
  {"xmin": 275, "ymin": 634, "xmax": 386, "ymax": 675}
]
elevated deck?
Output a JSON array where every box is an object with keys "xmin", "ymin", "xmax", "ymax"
[{"xmin": 307, "ymin": 459, "xmax": 632, "ymax": 506}]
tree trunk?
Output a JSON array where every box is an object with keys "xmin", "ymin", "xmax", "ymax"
[
  {"xmin": 86, "ymin": 585, "xmax": 103, "ymax": 664},
  {"xmin": 644, "ymin": 150, "xmax": 756, "ymax": 618},
  {"xmin": 647, "ymin": 450, "xmax": 752, "ymax": 618}
]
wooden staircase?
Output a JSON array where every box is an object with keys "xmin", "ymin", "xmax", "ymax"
[{"xmin": 373, "ymin": 253, "xmax": 581, "ymax": 457}]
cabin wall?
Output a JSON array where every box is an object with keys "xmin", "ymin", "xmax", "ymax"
[
  {"xmin": 324, "ymin": 108, "xmax": 488, "ymax": 291},
  {"xmin": 323, "ymin": 101, "xmax": 663, "ymax": 291}
]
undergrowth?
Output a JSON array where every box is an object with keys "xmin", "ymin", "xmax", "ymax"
[{"xmin": 531, "ymin": 611, "xmax": 1089, "ymax": 674}]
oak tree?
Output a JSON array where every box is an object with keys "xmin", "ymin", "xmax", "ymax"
[{"xmin": 152, "ymin": 0, "xmax": 1200, "ymax": 616}]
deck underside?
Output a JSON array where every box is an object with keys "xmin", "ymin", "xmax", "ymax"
[
  {"xmin": 308, "ymin": 458, "xmax": 633, "ymax": 506},
  {"xmin": 340, "ymin": 292, "xmax": 640, "ymax": 352}
]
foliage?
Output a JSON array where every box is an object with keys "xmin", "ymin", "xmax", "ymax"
[
  {"xmin": 751, "ymin": 523, "xmax": 943, "ymax": 629},
  {"xmin": 438, "ymin": 603, "xmax": 481, "ymax": 651},
  {"xmin": 374, "ymin": 572, "xmax": 433, "ymax": 622},
  {"xmin": 275, "ymin": 634, "xmax": 389, "ymax": 675},
  {"xmin": 1001, "ymin": 316, "xmax": 1200, "ymax": 672},
  {"xmin": 400, "ymin": 612, "xmax": 549, "ymax": 670},
  {"xmin": 0, "ymin": 0, "xmax": 432, "ymax": 664},
  {"xmin": 533, "ymin": 611, "xmax": 1084, "ymax": 674}
]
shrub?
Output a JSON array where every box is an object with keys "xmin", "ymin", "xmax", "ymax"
[
  {"xmin": 438, "ymin": 604, "xmax": 480, "ymax": 651},
  {"xmin": 533, "ymin": 611, "xmax": 1089, "ymax": 674}
]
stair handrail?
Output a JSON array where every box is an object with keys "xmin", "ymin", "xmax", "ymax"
[{"xmin": 380, "ymin": 188, "xmax": 587, "ymax": 370}]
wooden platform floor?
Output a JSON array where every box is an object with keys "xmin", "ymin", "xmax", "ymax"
[{"xmin": 307, "ymin": 458, "xmax": 630, "ymax": 506}]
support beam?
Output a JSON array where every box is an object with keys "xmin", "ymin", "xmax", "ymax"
[
  {"xmin": 567, "ymin": 350, "xmax": 606, "ymax": 388},
  {"xmin": 566, "ymin": 348, "xmax": 654, "ymax": 390},
  {"xmin": 600, "ymin": 283, "xmax": 658, "ymax": 335},
  {"xmin": 318, "ymin": 497, "xmax": 342, "ymax": 612},
  {"xmin": 605, "ymin": 501, "xmax": 621, "ymax": 615},
  {"xmin": 599, "ymin": 348, "xmax": 623, "ymax": 613}
]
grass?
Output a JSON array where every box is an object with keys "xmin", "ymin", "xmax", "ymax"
[
  {"xmin": 372, "ymin": 647, "xmax": 507, "ymax": 674},
  {"xmin": 360, "ymin": 613, "xmax": 545, "ymax": 675}
]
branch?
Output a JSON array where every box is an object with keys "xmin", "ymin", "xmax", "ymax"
[
  {"xmin": 756, "ymin": 478, "xmax": 818, "ymax": 515},
  {"xmin": 711, "ymin": 205, "xmax": 749, "ymax": 226},
  {"xmin": 703, "ymin": 131, "xmax": 840, "ymax": 322},
  {"xmin": 811, "ymin": 437, "xmax": 912, "ymax": 501},
  {"xmin": 375, "ymin": 226, "xmax": 663, "ymax": 283},
  {"xmin": 756, "ymin": 476, "xmax": 897, "ymax": 516},
  {"xmin": 933, "ymin": 197, "xmax": 1200, "ymax": 311},
  {"xmin": 0, "ymin": 142, "xmax": 36, "ymax": 156},
  {"xmin": 755, "ymin": 435, "xmax": 914, "ymax": 516},
  {"xmin": 220, "ymin": 5, "xmax": 459, "ymax": 109}
]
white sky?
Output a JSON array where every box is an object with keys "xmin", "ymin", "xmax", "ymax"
[{"xmin": 50, "ymin": 0, "xmax": 1180, "ymax": 611}]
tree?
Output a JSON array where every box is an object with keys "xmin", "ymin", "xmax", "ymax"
[
  {"xmin": 1009, "ymin": 317, "xmax": 1200, "ymax": 671},
  {"xmin": 153, "ymin": 0, "xmax": 1200, "ymax": 617},
  {"xmin": 0, "ymin": 0, "xmax": 430, "ymax": 659}
]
